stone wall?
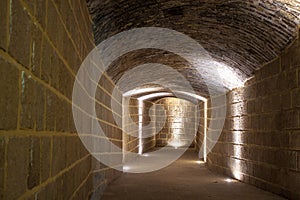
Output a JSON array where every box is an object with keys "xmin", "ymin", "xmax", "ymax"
[
  {"xmin": 155, "ymin": 97, "xmax": 198, "ymax": 148},
  {"xmin": 206, "ymin": 31, "xmax": 300, "ymax": 199},
  {"xmin": 0, "ymin": 0, "xmax": 122, "ymax": 199},
  {"xmin": 195, "ymin": 102, "xmax": 205, "ymax": 155},
  {"xmin": 123, "ymin": 98, "xmax": 156, "ymax": 161}
]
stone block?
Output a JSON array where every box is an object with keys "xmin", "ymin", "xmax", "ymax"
[
  {"xmin": 0, "ymin": 0, "xmax": 7, "ymax": 50},
  {"xmin": 40, "ymin": 137, "xmax": 51, "ymax": 182},
  {"xmin": 62, "ymin": 168, "xmax": 75, "ymax": 200},
  {"xmin": 282, "ymin": 110, "xmax": 299, "ymax": 130},
  {"xmin": 45, "ymin": 90, "xmax": 56, "ymax": 131},
  {"xmin": 288, "ymin": 171, "xmax": 300, "ymax": 194},
  {"xmin": 247, "ymin": 100, "xmax": 255, "ymax": 114},
  {"xmin": 30, "ymin": 26, "xmax": 43, "ymax": 78},
  {"xmin": 266, "ymin": 76, "xmax": 279, "ymax": 95},
  {"xmin": 298, "ymin": 67, "xmax": 300, "ymax": 87},
  {"xmin": 261, "ymin": 58, "xmax": 280, "ymax": 78},
  {"xmin": 46, "ymin": 1, "xmax": 64, "ymax": 51},
  {"xmin": 0, "ymin": 137, "xmax": 5, "ymax": 199},
  {"xmin": 27, "ymin": 137, "xmax": 40, "ymax": 189},
  {"xmin": 0, "ymin": 58, "xmax": 19, "ymax": 130},
  {"xmin": 35, "ymin": 0, "xmax": 47, "ymax": 29},
  {"xmin": 5, "ymin": 137, "xmax": 29, "ymax": 199},
  {"xmin": 20, "ymin": 74, "xmax": 45, "ymax": 130},
  {"xmin": 37, "ymin": 177, "xmax": 63, "ymax": 200},
  {"xmin": 292, "ymin": 88, "xmax": 300, "ymax": 108},
  {"xmin": 278, "ymin": 70, "xmax": 298, "ymax": 91},
  {"xmin": 289, "ymin": 44, "xmax": 300, "ymax": 69},
  {"xmin": 23, "ymin": 0, "xmax": 34, "ymax": 14},
  {"xmin": 51, "ymin": 136, "xmax": 66, "ymax": 176},
  {"xmin": 290, "ymin": 131, "xmax": 300, "ymax": 150},
  {"xmin": 281, "ymin": 91, "xmax": 292, "ymax": 110},
  {"xmin": 256, "ymin": 80, "xmax": 267, "ymax": 97},
  {"xmin": 40, "ymin": 41, "xmax": 54, "ymax": 84},
  {"xmin": 55, "ymin": 98, "xmax": 68, "ymax": 132},
  {"xmin": 66, "ymin": 136, "xmax": 81, "ymax": 167},
  {"xmin": 298, "ymin": 152, "xmax": 300, "ymax": 172},
  {"xmin": 9, "ymin": 0, "xmax": 32, "ymax": 67}
]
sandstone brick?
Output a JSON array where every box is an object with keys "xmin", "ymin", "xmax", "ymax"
[
  {"xmin": 5, "ymin": 137, "xmax": 29, "ymax": 200},
  {"xmin": 278, "ymin": 70, "xmax": 298, "ymax": 91},
  {"xmin": 0, "ymin": 0, "xmax": 7, "ymax": 50},
  {"xmin": 46, "ymin": 1, "xmax": 64, "ymax": 51},
  {"xmin": 40, "ymin": 40, "xmax": 54, "ymax": 84},
  {"xmin": 27, "ymin": 137, "xmax": 40, "ymax": 189},
  {"xmin": 45, "ymin": 90, "xmax": 57, "ymax": 131},
  {"xmin": 23, "ymin": 0, "xmax": 34, "ymax": 14},
  {"xmin": 35, "ymin": 0, "xmax": 47, "ymax": 29},
  {"xmin": 247, "ymin": 100, "xmax": 255, "ymax": 114},
  {"xmin": 0, "ymin": 58, "xmax": 19, "ymax": 130},
  {"xmin": 282, "ymin": 91, "xmax": 292, "ymax": 110},
  {"xmin": 290, "ymin": 131, "xmax": 300, "ymax": 150},
  {"xmin": 288, "ymin": 171, "xmax": 300, "ymax": 194},
  {"xmin": 289, "ymin": 44, "xmax": 300, "ymax": 69},
  {"xmin": 66, "ymin": 136, "xmax": 81, "ymax": 167},
  {"xmin": 9, "ymin": 0, "xmax": 32, "ymax": 67},
  {"xmin": 55, "ymin": 98, "xmax": 68, "ymax": 132},
  {"xmin": 291, "ymin": 88, "xmax": 300, "ymax": 108},
  {"xmin": 30, "ymin": 26, "xmax": 42, "ymax": 78},
  {"xmin": 297, "ymin": 152, "xmax": 300, "ymax": 172},
  {"xmin": 256, "ymin": 80, "xmax": 267, "ymax": 97},
  {"xmin": 261, "ymin": 58, "xmax": 280, "ymax": 78},
  {"xmin": 62, "ymin": 168, "xmax": 75, "ymax": 200},
  {"xmin": 37, "ymin": 177, "xmax": 64, "ymax": 200},
  {"xmin": 282, "ymin": 110, "xmax": 299, "ymax": 129},
  {"xmin": 51, "ymin": 136, "xmax": 66, "ymax": 176},
  {"xmin": 40, "ymin": 137, "xmax": 51, "ymax": 182},
  {"xmin": 21, "ymin": 74, "xmax": 45, "ymax": 130},
  {"xmin": 0, "ymin": 137, "xmax": 5, "ymax": 199},
  {"xmin": 266, "ymin": 76, "xmax": 279, "ymax": 95}
]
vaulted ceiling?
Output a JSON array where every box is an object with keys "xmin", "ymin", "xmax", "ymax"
[{"xmin": 87, "ymin": 0, "xmax": 300, "ymax": 97}]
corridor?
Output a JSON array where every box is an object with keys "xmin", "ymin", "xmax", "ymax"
[
  {"xmin": 102, "ymin": 150, "xmax": 284, "ymax": 200},
  {"xmin": 0, "ymin": 0, "xmax": 300, "ymax": 200}
]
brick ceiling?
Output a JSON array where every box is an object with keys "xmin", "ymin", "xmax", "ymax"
[{"xmin": 87, "ymin": 0, "xmax": 300, "ymax": 97}]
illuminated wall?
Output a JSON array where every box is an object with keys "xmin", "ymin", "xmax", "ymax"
[
  {"xmin": 155, "ymin": 98, "xmax": 198, "ymax": 148},
  {"xmin": 206, "ymin": 31, "xmax": 300, "ymax": 200},
  {"xmin": 122, "ymin": 98, "xmax": 156, "ymax": 162}
]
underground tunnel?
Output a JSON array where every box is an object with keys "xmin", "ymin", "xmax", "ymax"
[{"xmin": 0, "ymin": 0, "xmax": 300, "ymax": 199}]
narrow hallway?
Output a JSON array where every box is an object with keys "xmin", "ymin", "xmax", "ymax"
[
  {"xmin": 102, "ymin": 150, "xmax": 284, "ymax": 200},
  {"xmin": 0, "ymin": 0, "xmax": 300, "ymax": 199}
]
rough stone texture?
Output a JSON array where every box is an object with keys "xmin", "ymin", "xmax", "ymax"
[
  {"xmin": 204, "ymin": 32, "xmax": 300, "ymax": 200},
  {"xmin": 0, "ymin": 0, "xmax": 122, "ymax": 199},
  {"xmin": 0, "ymin": 58, "xmax": 19, "ymax": 130},
  {"xmin": 87, "ymin": 0, "xmax": 300, "ymax": 95},
  {"xmin": 122, "ymin": 98, "xmax": 156, "ymax": 161},
  {"xmin": 107, "ymin": 49, "xmax": 209, "ymax": 97},
  {"xmin": 155, "ymin": 97, "xmax": 197, "ymax": 148},
  {"xmin": 195, "ymin": 101, "xmax": 205, "ymax": 153},
  {"xmin": 0, "ymin": 0, "xmax": 7, "ymax": 50}
]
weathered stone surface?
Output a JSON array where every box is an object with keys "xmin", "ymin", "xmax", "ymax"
[
  {"xmin": 0, "ymin": 137, "xmax": 5, "ymax": 199},
  {"xmin": 88, "ymin": 0, "xmax": 300, "ymax": 96},
  {"xmin": 40, "ymin": 137, "xmax": 51, "ymax": 182},
  {"xmin": 51, "ymin": 136, "xmax": 66, "ymax": 176},
  {"xmin": 9, "ymin": 0, "xmax": 32, "ymax": 67},
  {"xmin": 5, "ymin": 137, "xmax": 29, "ymax": 200},
  {"xmin": 27, "ymin": 137, "xmax": 40, "ymax": 189},
  {"xmin": 0, "ymin": 0, "xmax": 7, "ymax": 50},
  {"xmin": 0, "ymin": 58, "xmax": 19, "ymax": 130},
  {"xmin": 20, "ymin": 74, "xmax": 45, "ymax": 130},
  {"xmin": 206, "ymin": 32, "xmax": 300, "ymax": 200}
]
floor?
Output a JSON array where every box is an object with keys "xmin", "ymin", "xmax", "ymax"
[{"xmin": 101, "ymin": 149, "xmax": 286, "ymax": 200}]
